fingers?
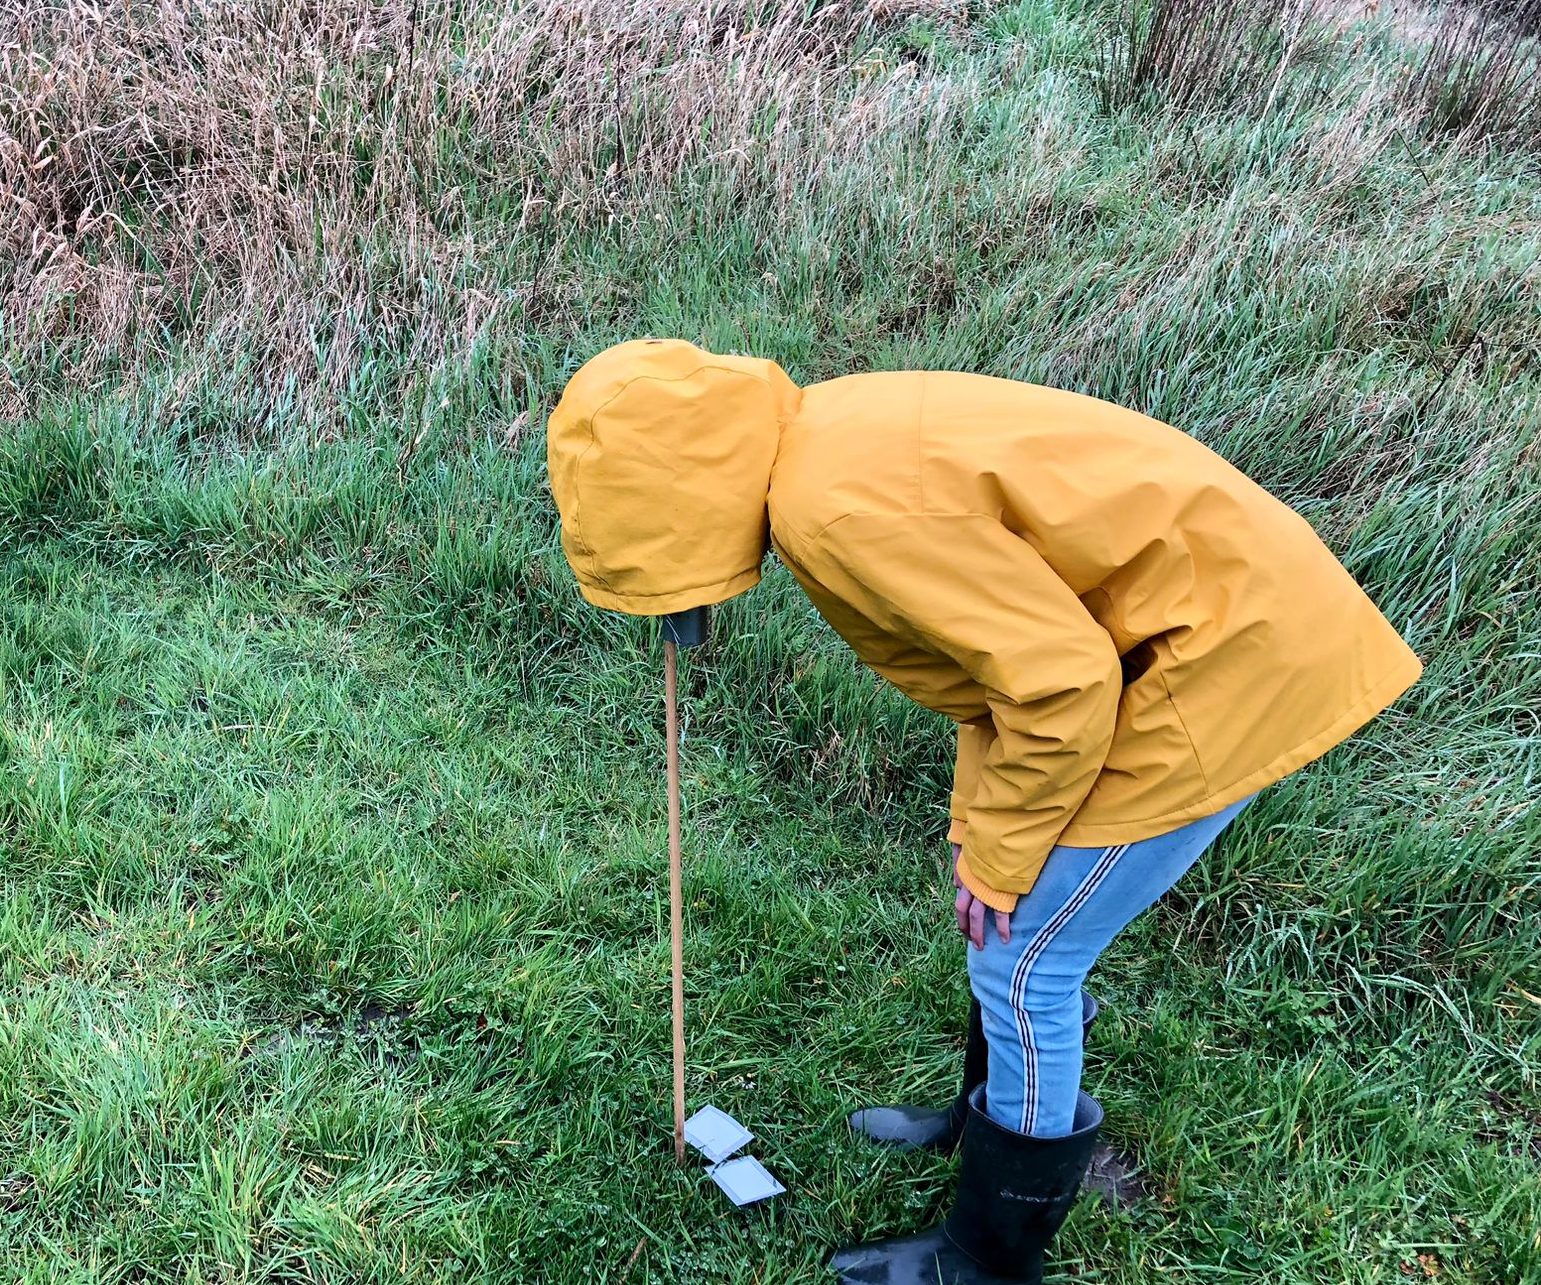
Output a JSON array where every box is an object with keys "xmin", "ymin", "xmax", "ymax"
[{"xmin": 954, "ymin": 866, "xmax": 1009, "ymax": 950}]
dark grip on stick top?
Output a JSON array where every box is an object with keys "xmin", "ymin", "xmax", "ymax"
[{"xmin": 661, "ymin": 607, "xmax": 710, "ymax": 648}]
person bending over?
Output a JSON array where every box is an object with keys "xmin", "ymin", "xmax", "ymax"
[{"xmin": 546, "ymin": 339, "xmax": 1421, "ymax": 1285}]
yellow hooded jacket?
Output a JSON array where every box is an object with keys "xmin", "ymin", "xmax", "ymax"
[{"xmin": 547, "ymin": 340, "xmax": 1422, "ymax": 912}]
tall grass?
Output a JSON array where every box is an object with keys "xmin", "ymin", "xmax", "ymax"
[
  {"xmin": 2, "ymin": 0, "xmax": 932, "ymax": 427},
  {"xmin": 1095, "ymin": 0, "xmax": 1318, "ymax": 113},
  {"xmin": 1407, "ymin": 0, "xmax": 1541, "ymax": 146}
]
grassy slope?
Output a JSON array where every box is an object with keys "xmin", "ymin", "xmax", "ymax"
[{"xmin": 3, "ymin": 1, "xmax": 1540, "ymax": 1282}]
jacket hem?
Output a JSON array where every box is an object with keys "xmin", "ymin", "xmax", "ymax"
[{"xmin": 1057, "ymin": 652, "xmax": 1423, "ymax": 846}]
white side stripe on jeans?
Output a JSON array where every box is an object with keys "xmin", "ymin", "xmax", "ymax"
[{"xmin": 1008, "ymin": 843, "xmax": 1129, "ymax": 1134}]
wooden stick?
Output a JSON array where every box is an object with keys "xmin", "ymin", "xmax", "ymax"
[{"xmin": 665, "ymin": 639, "xmax": 687, "ymax": 1166}]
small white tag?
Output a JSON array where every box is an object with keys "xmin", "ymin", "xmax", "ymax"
[
  {"xmin": 707, "ymin": 1155, "xmax": 785, "ymax": 1206},
  {"xmin": 683, "ymin": 1105, "xmax": 754, "ymax": 1164}
]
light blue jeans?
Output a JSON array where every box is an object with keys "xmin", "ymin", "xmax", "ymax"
[{"xmin": 967, "ymin": 796, "xmax": 1254, "ymax": 1137}]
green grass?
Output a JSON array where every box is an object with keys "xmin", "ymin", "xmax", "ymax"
[{"xmin": 3, "ymin": 0, "xmax": 1540, "ymax": 1281}]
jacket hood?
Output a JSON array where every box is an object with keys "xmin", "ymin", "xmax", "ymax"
[{"xmin": 547, "ymin": 339, "xmax": 801, "ymax": 616}]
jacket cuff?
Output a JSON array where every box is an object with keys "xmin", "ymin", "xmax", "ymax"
[
  {"xmin": 946, "ymin": 817, "xmax": 968, "ymax": 847},
  {"xmin": 955, "ymin": 850, "xmax": 1019, "ymax": 914}
]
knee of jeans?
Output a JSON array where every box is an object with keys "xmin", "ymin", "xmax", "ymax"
[{"xmin": 1014, "ymin": 968, "xmax": 1086, "ymax": 1015}]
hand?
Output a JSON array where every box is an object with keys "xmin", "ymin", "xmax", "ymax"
[{"xmin": 952, "ymin": 843, "xmax": 1011, "ymax": 950}]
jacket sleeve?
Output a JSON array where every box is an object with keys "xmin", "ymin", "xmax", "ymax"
[
  {"xmin": 806, "ymin": 513, "xmax": 1122, "ymax": 912},
  {"xmin": 949, "ymin": 721, "xmax": 996, "ymax": 846}
]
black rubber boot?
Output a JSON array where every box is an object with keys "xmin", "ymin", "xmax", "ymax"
[
  {"xmin": 829, "ymin": 1085, "xmax": 1104, "ymax": 1284},
  {"xmin": 849, "ymin": 992, "xmax": 1098, "ymax": 1153}
]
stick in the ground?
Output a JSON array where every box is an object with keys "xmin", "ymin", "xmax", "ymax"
[{"xmin": 665, "ymin": 638, "xmax": 686, "ymax": 1166}]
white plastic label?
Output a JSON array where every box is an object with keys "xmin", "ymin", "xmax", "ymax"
[
  {"xmin": 707, "ymin": 1155, "xmax": 786, "ymax": 1206},
  {"xmin": 683, "ymin": 1105, "xmax": 754, "ymax": 1164}
]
